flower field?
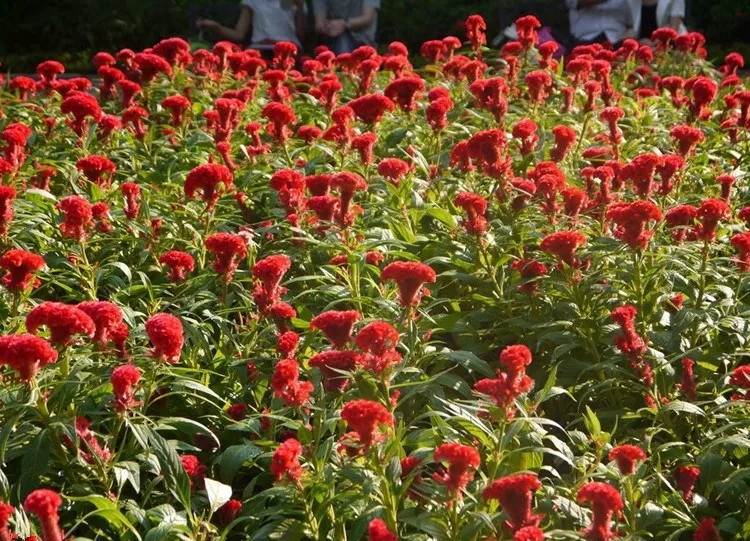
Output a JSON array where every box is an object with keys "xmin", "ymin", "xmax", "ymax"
[{"xmin": 1, "ymin": 14, "xmax": 750, "ymax": 541}]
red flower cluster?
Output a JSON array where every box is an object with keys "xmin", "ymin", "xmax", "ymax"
[
  {"xmin": 206, "ymin": 233, "xmax": 247, "ymax": 281},
  {"xmin": 184, "ymin": 163, "xmax": 234, "ymax": 210},
  {"xmin": 355, "ymin": 321, "xmax": 402, "ymax": 375},
  {"xmin": 26, "ymin": 302, "xmax": 96, "ymax": 346},
  {"xmin": 0, "ymin": 248, "xmax": 45, "ymax": 291},
  {"xmin": 252, "ymin": 254, "xmax": 292, "ymax": 312},
  {"xmin": 577, "ymin": 482, "xmax": 623, "ymax": 541},
  {"xmin": 57, "ymin": 195, "xmax": 93, "ymax": 241},
  {"xmin": 454, "ymin": 192, "xmax": 488, "ymax": 235},
  {"xmin": 728, "ymin": 365, "xmax": 750, "ymax": 400},
  {"xmin": 181, "ymin": 454, "xmax": 207, "ymax": 488},
  {"xmin": 121, "ymin": 182, "xmax": 141, "ymax": 220},
  {"xmin": 270, "ymin": 438, "xmax": 303, "ymax": 483},
  {"xmin": 159, "ymin": 250, "xmax": 195, "ymax": 282},
  {"xmin": 340, "ymin": 399, "xmax": 393, "ymax": 451},
  {"xmin": 475, "ymin": 344, "xmax": 534, "ymax": 414},
  {"xmin": 76, "ymin": 155, "xmax": 116, "ymax": 188},
  {"xmin": 540, "ymin": 231, "xmax": 586, "ymax": 268},
  {"xmin": 309, "ymin": 350, "xmax": 360, "ymax": 391},
  {"xmin": 310, "ymin": 310, "xmax": 361, "ymax": 347},
  {"xmin": 145, "ymin": 313, "xmax": 184, "ymax": 363},
  {"xmin": 0, "ymin": 333, "xmax": 58, "ymax": 380},
  {"xmin": 76, "ymin": 300, "xmax": 126, "ymax": 350},
  {"xmin": 674, "ymin": 465, "xmax": 700, "ymax": 501},
  {"xmin": 482, "ymin": 473, "xmax": 543, "ymax": 532},
  {"xmin": 381, "ymin": 261, "xmax": 436, "ymax": 307},
  {"xmin": 24, "ymin": 489, "xmax": 64, "ymax": 541},
  {"xmin": 271, "ymin": 358, "xmax": 314, "ymax": 407},
  {"xmin": 611, "ymin": 305, "xmax": 651, "ymax": 386},
  {"xmin": 606, "ymin": 200, "xmax": 662, "ymax": 250},
  {"xmin": 433, "ymin": 442, "xmax": 481, "ymax": 496},
  {"xmin": 367, "ymin": 518, "xmax": 397, "ymax": 541},
  {"xmin": 111, "ymin": 364, "xmax": 142, "ymax": 411},
  {"xmin": 608, "ymin": 444, "xmax": 647, "ymax": 475}
]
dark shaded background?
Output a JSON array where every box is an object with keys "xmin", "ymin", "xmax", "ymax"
[{"xmin": 0, "ymin": 0, "xmax": 748, "ymax": 73}]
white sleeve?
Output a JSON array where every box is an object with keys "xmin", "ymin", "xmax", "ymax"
[{"xmin": 670, "ymin": 0, "xmax": 685, "ymax": 18}]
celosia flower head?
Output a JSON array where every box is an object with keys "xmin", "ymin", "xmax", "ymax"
[
  {"xmin": 0, "ymin": 249, "xmax": 45, "ymax": 291},
  {"xmin": 24, "ymin": 489, "xmax": 64, "ymax": 541},
  {"xmin": 184, "ymin": 163, "xmax": 234, "ymax": 210},
  {"xmin": 271, "ymin": 438, "xmax": 303, "ymax": 483},
  {"xmin": 206, "ymin": 233, "xmax": 247, "ymax": 280},
  {"xmin": 577, "ymin": 482, "xmax": 623, "ymax": 541},
  {"xmin": 310, "ymin": 310, "xmax": 361, "ymax": 347},
  {"xmin": 26, "ymin": 302, "xmax": 96, "ymax": 346},
  {"xmin": 433, "ymin": 442, "xmax": 481, "ymax": 496},
  {"xmin": 608, "ymin": 444, "xmax": 647, "ymax": 475},
  {"xmin": 367, "ymin": 518, "xmax": 397, "ymax": 541},
  {"xmin": 111, "ymin": 364, "xmax": 142, "ymax": 411},
  {"xmin": 340, "ymin": 399, "xmax": 393, "ymax": 449},
  {"xmin": 355, "ymin": 321, "xmax": 402, "ymax": 374},
  {"xmin": 159, "ymin": 250, "xmax": 195, "ymax": 282},
  {"xmin": 0, "ymin": 334, "xmax": 58, "ymax": 381},
  {"xmin": 483, "ymin": 473, "xmax": 543, "ymax": 532},
  {"xmin": 381, "ymin": 261, "xmax": 437, "ymax": 307},
  {"xmin": 145, "ymin": 313, "xmax": 184, "ymax": 363}
]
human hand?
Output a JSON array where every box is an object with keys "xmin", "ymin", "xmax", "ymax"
[
  {"xmin": 196, "ymin": 17, "xmax": 219, "ymax": 31},
  {"xmin": 324, "ymin": 19, "xmax": 347, "ymax": 37}
]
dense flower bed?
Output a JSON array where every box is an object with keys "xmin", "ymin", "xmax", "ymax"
[{"xmin": 1, "ymin": 15, "xmax": 749, "ymax": 541}]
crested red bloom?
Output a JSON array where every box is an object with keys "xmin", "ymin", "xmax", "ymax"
[
  {"xmin": 76, "ymin": 155, "xmax": 116, "ymax": 188},
  {"xmin": 60, "ymin": 91, "xmax": 102, "ymax": 136},
  {"xmin": 525, "ymin": 70, "xmax": 552, "ymax": 103},
  {"xmin": 118, "ymin": 181, "xmax": 141, "ymax": 220},
  {"xmin": 133, "ymin": 52, "xmax": 172, "ymax": 82},
  {"xmin": 606, "ymin": 200, "xmax": 662, "ymax": 250},
  {"xmin": 577, "ymin": 482, "xmax": 623, "ymax": 541},
  {"xmin": 9, "ymin": 75, "xmax": 37, "ymax": 99},
  {"xmin": 252, "ymin": 254, "xmax": 291, "ymax": 309},
  {"xmin": 184, "ymin": 163, "xmax": 233, "ymax": 210},
  {"xmin": 340, "ymin": 399, "xmax": 393, "ymax": 450},
  {"xmin": 674, "ymin": 465, "xmax": 700, "ymax": 501},
  {"xmin": 670, "ymin": 125, "xmax": 705, "ymax": 156},
  {"xmin": 297, "ymin": 125, "xmax": 323, "ymax": 143},
  {"xmin": 145, "ymin": 313, "xmax": 184, "ymax": 363},
  {"xmin": 272, "ymin": 358, "xmax": 313, "ymax": 406},
  {"xmin": 693, "ymin": 518, "xmax": 720, "ymax": 541},
  {"xmin": 0, "ymin": 187, "xmax": 16, "ymax": 236},
  {"xmin": 226, "ymin": 402, "xmax": 247, "ymax": 421},
  {"xmin": 511, "ymin": 259, "xmax": 548, "ymax": 294},
  {"xmin": 665, "ymin": 205, "xmax": 698, "ymax": 242},
  {"xmin": 0, "ymin": 334, "xmax": 58, "ymax": 381},
  {"xmin": 381, "ymin": 261, "xmax": 437, "ymax": 307},
  {"xmin": 0, "ymin": 501, "xmax": 14, "ymax": 541},
  {"xmin": 483, "ymin": 473, "xmax": 543, "ymax": 532},
  {"xmin": 26, "ymin": 302, "xmax": 95, "ymax": 346},
  {"xmin": 263, "ymin": 102, "xmax": 296, "ymax": 141},
  {"xmin": 309, "ymin": 350, "xmax": 360, "ymax": 391},
  {"xmin": 270, "ymin": 169, "xmax": 306, "ymax": 215},
  {"xmin": 608, "ymin": 444, "xmax": 647, "ymax": 475},
  {"xmin": 611, "ymin": 305, "xmax": 651, "ymax": 386},
  {"xmin": 181, "ymin": 454, "xmax": 207, "ymax": 488},
  {"xmin": 454, "ymin": 192, "xmax": 488, "ymax": 235},
  {"xmin": 90, "ymin": 202, "xmax": 112, "ymax": 233},
  {"xmin": 310, "ymin": 310, "xmax": 361, "ymax": 347},
  {"xmin": 24, "ymin": 489, "xmax": 64, "ymax": 541},
  {"xmin": 688, "ymin": 77, "xmax": 718, "ymax": 120},
  {"xmin": 216, "ymin": 499, "xmax": 243, "ymax": 526},
  {"xmin": 512, "ymin": 119, "xmax": 539, "ymax": 156},
  {"xmin": 159, "ymin": 250, "xmax": 195, "ymax": 282},
  {"xmin": 540, "ymin": 231, "xmax": 586, "ymax": 267},
  {"xmin": 384, "ymin": 76, "xmax": 425, "ymax": 112},
  {"xmin": 728, "ymin": 365, "xmax": 750, "ymax": 400},
  {"xmin": 420, "ymin": 40, "xmax": 445, "ymax": 64},
  {"xmin": 426, "ymin": 97, "xmax": 453, "ymax": 131},
  {"xmin": 550, "ymin": 126, "xmax": 577, "ymax": 162},
  {"xmin": 715, "ymin": 173, "xmax": 735, "ymax": 202},
  {"xmin": 465, "ymin": 15, "xmax": 487, "ymax": 51},
  {"xmin": 351, "ymin": 132, "xmax": 378, "ymax": 164},
  {"xmin": 377, "ymin": 158, "xmax": 411, "ymax": 184},
  {"xmin": 514, "ymin": 526, "xmax": 545, "ymax": 541},
  {"xmin": 153, "ymin": 37, "xmax": 191, "ymax": 67},
  {"xmin": 57, "ymin": 195, "xmax": 93, "ymax": 241},
  {"xmin": 271, "ymin": 438, "xmax": 303, "ymax": 483},
  {"xmin": 515, "ymin": 15, "xmax": 541, "ymax": 48},
  {"xmin": 348, "ymin": 94, "xmax": 395, "ymax": 124},
  {"xmin": 433, "ymin": 442, "xmax": 481, "ymax": 495},
  {"xmin": 679, "ymin": 358, "xmax": 698, "ymax": 401},
  {"xmin": 367, "ymin": 519, "xmax": 396, "ymax": 541},
  {"xmin": 161, "ymin": 94, "xmax": 191, "ymax": 126},
  {"xmin": 111, "ymin": 363, "xmax": 142, "ymax": 411},
  {"xmin": 276, "ymin": 330, "xmax": 299, "ymax": 358},
  {"xmin": 331, "ymin": 171, "xmax": 367, "ymax": 226},
  {"xmin": 76, "ymin": 301, "xmax": 124, "ymax": 347},
  {"xmin": 467, "ymin": 129, "xmax": 510, "ymax": 179},
  {"xmin": 355, "ymin": 321, "xmax": 401, "ymax": 375},
  {"xmin": 695, "ymin": 198, "xmax": 730, "ymax": 241},
  {"xmin": 731, "ymin": 232, "xmax": 750, "ymax": 271},
  {"xmin": 206, "ymin": 233, "xmax": 247, "ymax": 281}
]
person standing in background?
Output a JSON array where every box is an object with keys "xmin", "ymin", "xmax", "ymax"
[
  {"xmin": 566, "ymin": 0, "xmax": 634, "ymax": 46},
  {"xmin": 197, "ymin": 0, "xmax": 306, "ymax": 59},
  {"xmin": 313, "ymin": 0, "xmax": 380, "ymax": 54},
  {"xmin": 629, "ymin": 0, "xmax": 686, "ymax": 42}
]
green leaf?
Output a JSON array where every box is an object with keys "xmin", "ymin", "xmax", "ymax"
[
  {"xmin": 204, "ymin": 478, "xmax": 232, "ymax": 516},
  {"xmin": 583, "ymin": 406, "xmax": 601, "ymax": 437},
  {"xmin": 146, "ymin": 426, "xmax": 192, "ymax": 511},
  {"xmin": 219, "ymin": 443, "xmax": 262, "ymax": 483},
  {"xmin": 113, "ymin": 461, "xmax": 141, "ymax": 493}
]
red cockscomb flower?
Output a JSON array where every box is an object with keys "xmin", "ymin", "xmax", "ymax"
[
  {"xmin": 0, "ymin": 334, "xmax": 58, "ymax": 381},
  {"xmin": 76, "ymin": 155, "xmax": 116, "ymax": 187},
  {"xmin": 433, "ymin": 442, "xmax": 481, "ymax": 496},
  {"xmin": 181, "ymin": 454, "xmax": 207, "ymax": 488},
  {"xmin": 276, "ymin": 330, "xmax": 299, "ymax": 358},
  {"xmin": 606, "ymin": 200, "xmax": 662, "ymax": 250},
  {"xmin": 384, "ymin": 76, "xmax": 425, "ymax": 112},
  {"xmin": 550, "ymin": 126, "xmax": 577, "ymax": 162},
  {"xmin": 426, "ymin": 97, "xmax": 454, "ymax": 131},
  {"xmin": 206, "ymin": 233, "xmax": 248, "ymax": 281},
  {"xmin": 252, "ymin": 254, "xmax": 291, "ymax": 309},
  {"xmin": 271, "ymin": 358, "xmax": 314, "ymax": 407},
  {"xmin": 512, "ymin": 119, "xmax": 539, "ymax": 156},
  {"xmin": 695, "ymin": 198, "xmax": 730, "ymax": 242},
  {"xmin": 670, "ymin": 125, "xmax": 705, "ymax": 156},
  {"xmin": 483, "ymin": 473, "xmax": 543, "ymax": 532},
  {"xmin": 26, "ymin": 302, "xmax": 96, "ymax": 346},
  {"xmin": 0, "ymin": 501, "xmax": 14, "ymax": 541},
  {"xmin": 309, "ymin": 350, "xmax": 360, "ymax": 391},
  {"xmin": 731, "ymin": 232, "xmax": 750, "ymax": 271},
  {"xmin": 271, "ymin": 438, "xmax": 304, "ymax": 483},
  {"xmin": 348, "ymin": 94, "xmax": 395, "ymax": 124},
  {"xmin": 540, "ymin": 231, "xmax": 586, "ymax": 267},
  {"xmin": 674, "ymin": 465, "xmax": 700, "ymax": 501},
  {"xmin": 454, "ymin": 192, "xmax": 488, "ymax": 235},
  {"xmin": 24, "ymin": 489, "xmax": 64, "ymax": 541},
  {"xmin": 61, "ymin": 91, "xmax": 102, "ymax": 136},
  {"xmin": 377, "ymin": 158, "xmax": 411, "ymax": 184},
  {"xmin": 111, "ymin": 364, "xmax": 142, "ymax": 411},
  {"xmin": 263, "ymin": 102, "xmax": 296, "ymax": 142},
  {"xmin": 310, "ymin": 310, "xmax": 361, "ymax": 347},
  {"xmin": 159, "ymin": 250, "xmax": 195, "ymax": 282},
  {"xmin": 120, "ymin": 182, "xmax": 141, "ymax": 220},
  {"xmin": 145, "ymin": 313, "xmax": 184, "ymax": 363},
  {"xmin": 465, "ymin": 15, "xmax": 487, "ymax": 51},
  {"xmin": 693, "ymin": 518, "xmax": 720, "ymax": 541},
  {"xmin": 340, "ymin": 399, "xmax": 393, "ymax": 450},
  {"xmin": 367, "ymin": 518, "xmax": 397, "ymax": 541},
  {"xmin": 514, "ymin": 526, "xmax": 545, "ymax": 541},
  {"xmin": 355, "ymin": 321, "xmax": 402, "ymax": 375},
  {"xmin": 161, "ymin": 94, "xmax": 191, "ymax": 126},
  {"xmin": 76, "ymin": 301, "xmax": 124, "ymax": 347},
  {"xmin": 57, "ymin": 195, "xmax": 93, "ymax": 241},
  {"xmin": 216, "ymin": 499, "xmax": 243, "ymax": 526},
  {"xmin": 577, "ymin": 482, "xmax": 623, "ymax": 541},
  {"xmin": 608, "ymin": 444, "xmax": 647, "ymax": 475},
  {"xmin": 381, "ymin": 261, "xmax": 437, "ymax": 307},
  {"xmin": 525, "ymin": 70, "xmax": 552, "ymax": 103},
  {"xmin": 184, "ymin": 163, "xmax": 234, "ymax": 210},
  {"xmin": 0, "ymin": 249, "xmax": 45, "ymax": 292},
  {"xmin": 331, "ymin": 171, "xmax": 367, "ymax": 226}
]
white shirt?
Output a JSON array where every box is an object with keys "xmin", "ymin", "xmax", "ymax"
[
  {"xmin": 566, "ymin": 0, "xmax": 634, "ymax": 43},
  {"xmin": 241, "ymin": 0, "xmax": 301, "ymax": 48},
  {"xmin": 629, "ymin": 0, "xmax": 686, "ymax": 38}
]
